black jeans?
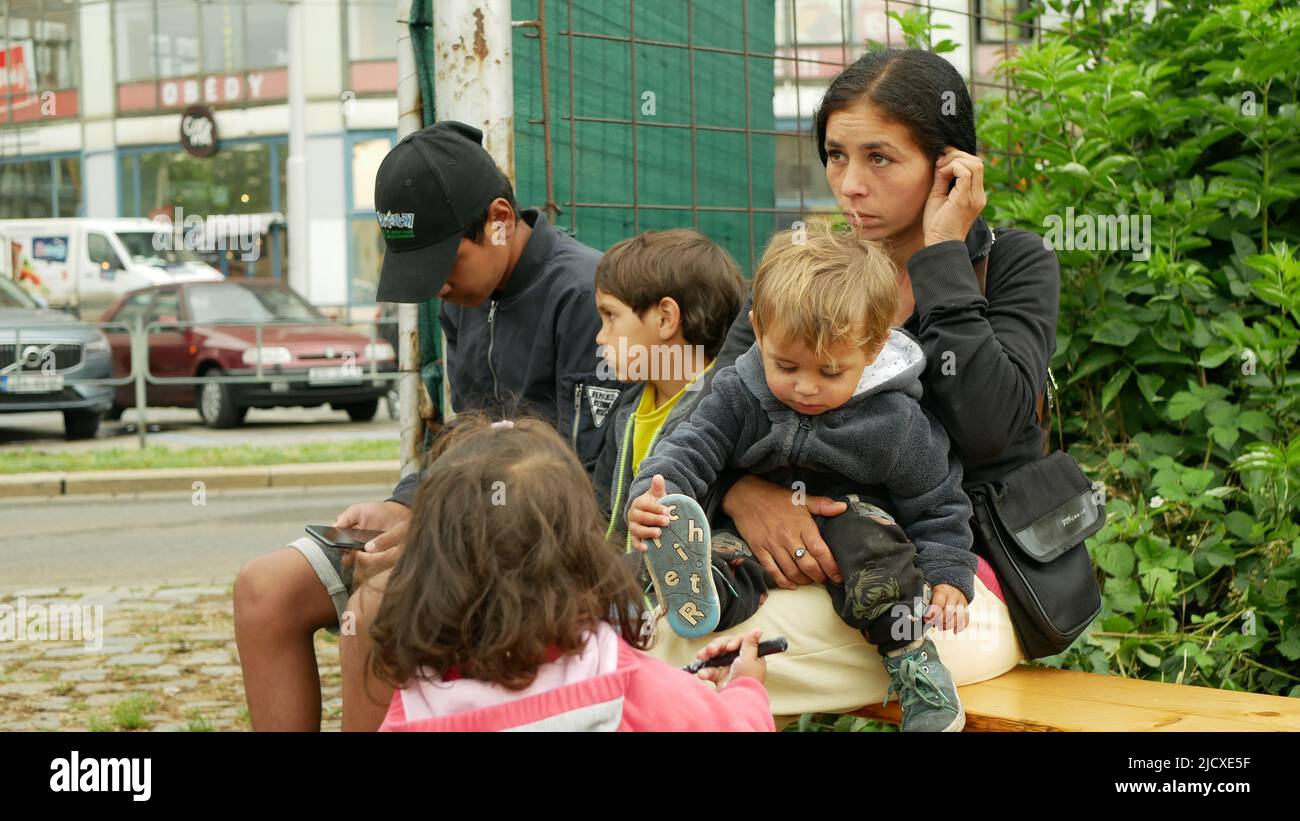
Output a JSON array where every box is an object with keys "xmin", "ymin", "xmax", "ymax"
[{"xmin": 714, "ymin": 495, "xmax": 929, "ymax": 654}]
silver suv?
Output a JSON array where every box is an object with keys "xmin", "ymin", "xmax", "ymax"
[{"xmin": 0, "ymin": 277, "xmax": 114, "ymax": 439}]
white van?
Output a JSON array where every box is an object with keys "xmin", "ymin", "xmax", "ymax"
[{"xmin": 0, "ymin": 218, "xmax": 223, "ymax": 316}]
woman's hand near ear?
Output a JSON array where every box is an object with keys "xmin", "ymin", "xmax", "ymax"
[{"xmin": 923, "ymin": 146, "xmax": 986, "ymax": 247}]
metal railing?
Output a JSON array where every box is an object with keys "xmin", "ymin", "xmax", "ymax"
[{"xmin": 0, "ymin": 316, "xmax": 405, "ymax": 449}]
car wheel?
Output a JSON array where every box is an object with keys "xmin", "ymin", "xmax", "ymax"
[
  {"xmin": 342, "ymin": 398, "xmax": 379, "ymax": 422},
  {"xmin": 63, "ymin": 409, "xmax": 101, "ymax": 440},
  {"xmin": 197, "ymin": 368, "xmax": 244, "ymax": 428},
  {"xmin": 105, "ymin": 404, "xmax": 125, "ymax": 421}
]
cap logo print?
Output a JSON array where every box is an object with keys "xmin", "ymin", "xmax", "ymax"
[{"xmin": 377, "ymin": 210, "xmax": 416, "ymax": 239}]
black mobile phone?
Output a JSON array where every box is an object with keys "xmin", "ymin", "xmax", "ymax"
[{"xmin": 305, "ymin": 525, "xmax": 386, "ymax": 551}]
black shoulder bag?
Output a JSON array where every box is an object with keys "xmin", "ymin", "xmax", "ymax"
[{"xmin": 967, "ymin": 252, "xmax": 1104, "ymax": 660}]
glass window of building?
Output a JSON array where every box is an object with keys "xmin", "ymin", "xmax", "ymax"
[
  {"xmin": 348, "ymin": 133, "xmax": 395, "ymax": 304},
  {"xmin": 2, "ymin": 0, "xmax": 80, "ymax": 114},
  {"xmin": 113, "ymin": 0, "xmax": 155, "ymax": 83},
  {"xmin": 155, "ymin": 0, "xmax": 200, "ymax": 78},
  {"xmin": 0, "ymin": 157, "xmax": 80, "ymax": 218},
  {"xmin": 202, "ymin": 0, "xmax": 244, "ymax": 73},
  {"xmin": 346, "ymin": 1, "xmax": 399, "ymax": 61},
  {"xmin": 244, "ymin": 3, "xmax": 288, "ymax": 70},
  {"xmin": 350, "ymin": 138, "xmax": 390, "ymax": 212},
  {"xmin": 128, "ymin": 144, "xmax": 274, "ymax": 216},
  {"xmin": 349, "ymin": 219, "xmax": 384, "ymax": 305},
  {"xmin": 55, "ymin": 157, "xmax": 80, "ymax": 216}
]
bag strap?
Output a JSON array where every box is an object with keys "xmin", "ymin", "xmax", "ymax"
[{"xmin": 973, "ymin": 252, "xmax": 1053, "ymax": 457}]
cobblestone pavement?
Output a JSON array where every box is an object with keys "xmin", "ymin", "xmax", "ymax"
[{"xmin": 0, "ymin": 582, "xmax": 341, "ymax": 732}]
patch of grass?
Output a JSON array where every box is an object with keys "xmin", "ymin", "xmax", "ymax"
[
  {"xmin": 0, "ymin": 439, "xmax": 399, "ymax": 475},
  {"xmin": 183, "ymin": 711, "xmax": 213, "ymax": 732},
  {"xmin": 109, "ymin": 695, "xmax": 156, "ymax": 731},
  {"xmin": 88, "ymin": 716, "xmax": 113, "ymax": 732}
]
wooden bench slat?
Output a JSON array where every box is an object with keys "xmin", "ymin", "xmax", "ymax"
[{"xmin": 852, "ymin": 665, "xmax": 1300, "ymax": 732}]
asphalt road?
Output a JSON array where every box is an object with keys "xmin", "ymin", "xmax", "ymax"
[{"xmin": 0, "ymin": 483, "xmax": 396, "ymax": 593}]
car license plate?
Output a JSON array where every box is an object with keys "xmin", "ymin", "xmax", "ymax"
[
  {"xmin": 308, "ymin": 367, "xmax": 363, "ymax": 386},
  {"xmin": 270, "ymin": 380, "xmax": 290, "ymax": 393},
  {"xmin": 0, "ymin": 373, "xmax": 64, "ymax": 393}
]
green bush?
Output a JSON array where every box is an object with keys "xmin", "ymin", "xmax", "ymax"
[{"xmin": 979, "ymin": 0, "xmax": 1300, "ymax": 694}]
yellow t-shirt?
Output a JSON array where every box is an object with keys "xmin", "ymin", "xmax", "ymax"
[{"xmin": 630, "ymin": 359, "xmax": 715, "ymax": 476}]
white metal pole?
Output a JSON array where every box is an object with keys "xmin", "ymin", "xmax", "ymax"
[
  {"xmin": 428, "ymin": 0, "xmax": 515, "ymax": 438},
  {"xmin": 433, "ymin": 0, "xmax": 515, "ymax": 181},
  {"xmin": 396, "ymin": 0, "xmax": 423, "ymax": 475},
  {"xmin": 286, "ymin": 0, "xmax": 310, "ymax": 298}
]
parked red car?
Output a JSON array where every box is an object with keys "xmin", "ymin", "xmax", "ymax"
[{"xmin": 101, "ymin": 279, "xmax": 397, "ymax": 427}]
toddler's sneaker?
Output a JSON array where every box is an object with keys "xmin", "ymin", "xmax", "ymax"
[
  {"xmin": 882, "ymin": 638, "xmax": 965, "ymax": 732},
  {"xmin": 643, "ymin": 494, "xmax": 720, "ymax": 638}
]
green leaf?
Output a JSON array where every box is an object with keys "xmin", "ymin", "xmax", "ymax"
[
  {"xmin": 1066, "ymin": 350, "xmax": 1121, "ymax": 384},
  {"xmin": 1197, "ymin": 344, "xmax": 1236, "ymax": 368},
  {"xmin": 1105, "ymin": 577, "xmax": 1143, "ymax": 613},
  {"xmin": 1211, "ymin": 424, "xmax": 1240, "ymax": 449},
  {"xmin": 1093, "ymin": 318, "xmax": 1143, "ymax": 347},
  {"xmin": 1140, "ymin": 567, "xmax": 1178, "ymax": 602},
  {"xmin": 1237, "ymin": 411, "xmax": 1275, "ymax": 435},
  {"xmin": 1166, "ymin": 390, "xmax": 1202, "ymax": 421},
  {"xmin": 1095, "ymin": 542, "xmax": 1137, "ymax": 577},
  {"xmin": 1135, "ymin": 647, "xmax": 1163, "ymax": 667},
  {"xmin": 1204, "ymin": 399, "xmax": 1236, "ymax": 426},
  {"xmin": 1100, "ymin": 367, "xmax": 1132, "ymax": 410},
  {"xmin": 1227, "ymin": 509, "xmax": 1258, "ymax": 543},
  {"xmin": 1181, "ymin": 467, "xmax": 1214, "ymax": 495},
  {"xmin": 1278, "ymin": 629, "xmax": 1300, "ymax": 662},
  {"xmin": 1203, "ymin": 542, "xmax": 1237, "ymax": 569},
  {"xmin": 1135, "ymin": 372, "xmax": 1166, "ymax": 405}
]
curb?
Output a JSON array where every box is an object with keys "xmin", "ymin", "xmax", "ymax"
[{"xmin": 0, "ymin": 460, "xmax": 401, "ymax": 498}]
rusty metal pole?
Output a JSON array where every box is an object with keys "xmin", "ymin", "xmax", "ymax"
[
  {"xmin": 434, "ymin": 0, "xmax": 516, "ymax": 180},
  {"xmin": 396, "ymin": 0, "xmax": 424, "ymax": 476},
  {"xmin": 431, "ymin": 0, "xmax": 516, "ymax": 431}
]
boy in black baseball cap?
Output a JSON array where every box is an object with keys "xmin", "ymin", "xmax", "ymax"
[{"xmin": 233, "ymin": 121, "xmax": 624, "ymax": 730}]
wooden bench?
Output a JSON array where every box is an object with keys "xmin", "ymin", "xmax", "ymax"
[{"xmin": 852, "ymin": 664, "xmax": 1300, "ymax": 731}]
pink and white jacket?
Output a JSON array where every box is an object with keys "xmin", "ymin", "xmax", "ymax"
[{"xmin": 378, "ymin": 622, "xmax": 774, "ymax": 732}]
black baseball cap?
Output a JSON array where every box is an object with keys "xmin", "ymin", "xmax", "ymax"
[{"xmin": 373, "ymin": 121, "xmax": 504, "ymax": 303}]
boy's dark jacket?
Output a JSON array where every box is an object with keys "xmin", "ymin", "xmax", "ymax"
[
  {"xmin": 389, "ymin": 208, "xmax": 625, "ymax": 505},
  {"xmin": 622, "ymin": 331, "xmax": 978, "ymax": 603}
]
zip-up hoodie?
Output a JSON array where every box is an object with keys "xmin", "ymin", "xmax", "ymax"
[
  {"xmin": 626, "ymin": 330, "xmax": 979, "ymax": 603},
  {"xmin": 715, "ymin": 218, "xmax": 1060, "ymax": 485},
  {"xmin": 378, "ymin": 622, "xmax": 774, "ymax": 732},
  {"xmin": 593, "ymin": 381, "xmax": 707, "ymax": 545},
  {"xmin": 388, "ymin": 208, "xmax": 626, "ymax": 505}
]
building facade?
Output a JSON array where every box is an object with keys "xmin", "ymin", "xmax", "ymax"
[{"xmin": 0, "ymin": 0, "xmax": 399, "ymax": 307}]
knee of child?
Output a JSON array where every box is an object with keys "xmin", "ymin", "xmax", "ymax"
[{"xmin": 233, "ymin": 552, "xmax": 312, "ymax": 628}]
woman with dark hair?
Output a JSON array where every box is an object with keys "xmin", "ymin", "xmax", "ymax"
[{"xmin": 647, "ymin": 48, "xmax": 1061, "ymax": 719}]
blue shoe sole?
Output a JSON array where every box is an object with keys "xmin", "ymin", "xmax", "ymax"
[{"xmin": 643, "ymin": 494, "xmax": 720, "ymax": 638}]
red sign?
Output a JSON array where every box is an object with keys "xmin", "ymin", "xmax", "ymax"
[
  {"xmin": 0, "ymin": 41, "xmax": 78, "ymax": 123},
  {"xmin": 117, "ymin": 68, "xmax": 289, "ymax": 113},
  {"xmin": 1, "ymin": 41, "xmax": 34, "ymax": 96}
]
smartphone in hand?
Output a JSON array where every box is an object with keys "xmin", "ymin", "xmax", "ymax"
[{"xmin": 305, "ymin": 525, "xmax": 386, "ymax": 551}]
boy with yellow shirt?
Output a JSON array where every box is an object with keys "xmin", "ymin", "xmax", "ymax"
[{"xmin": 590, "ymin": 229, "xmax": 772, "ymax": 625}]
